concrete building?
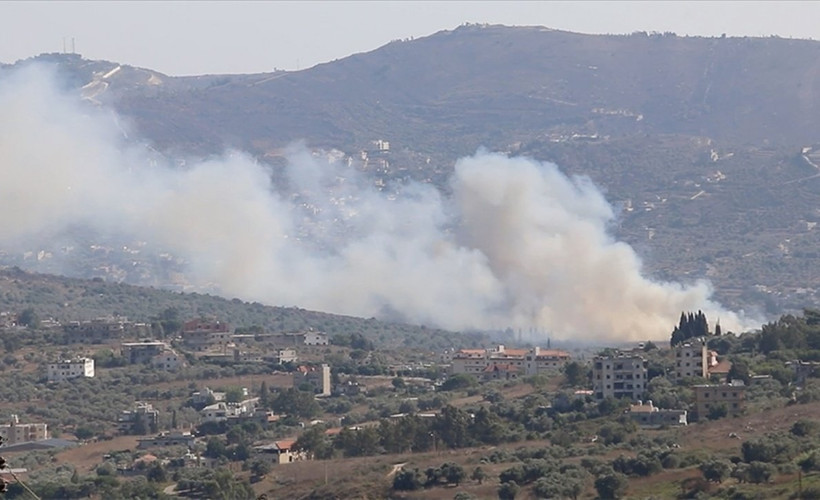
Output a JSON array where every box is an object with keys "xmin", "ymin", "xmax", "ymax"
[
  {"xmin": 450, "ymin": 345, "xmax": 570, "ymax": 376},
  {"xmin": 47, "ymin": 357, "xmax": 95, "ymax": 382},
  {"xmin": 692, "ymin": 382, "xmax": 746, "ymax": 421},
  {"xmin": 137, "ymin": 431, "xmax": 196, "ymax": 449},
  {"xmin": 628, "ymin": 401, "xmax": 687, "ymax": 428},
  {"xmin": 303, "ymin": 331, "xmax": 329, "ymax": 346},
  {"xmin": 200, "ymin": 398, "xmax": 259, "ymax": 424},
  {"xmin": 592, "ymin": 354, "xmax": 648, "ymax": 401},
  {"xmin": 254, "ymin": 439, "xmax": 305, "ymax": 464},
  {"xmin": 270, "ymin": 348, "xmax": 298, "ymax": 364},
  {"xmin": 523, "ymin": 347, "xmax": 572, "ymax": 375},
  {"xmin": 117, "ymin": 402, "xmax": 160, "ymax": 434},
  {"xmin": 0, "ymin": 415, "xmax": 48, "ymax": 445},
  {"xmin": 190, "ymin": 387, "xmax": 226, "ymax": 408},
  {"xmin": 293, "ymin": 364, "xmax": 331, "ymax": 396},
  {"xmin": 121, "ymin": 341, "xmax": 182, "ymax": 370},
  {"xmin": 63, "ymin": 316, "xmax": 150, "ymax": 344},
  {"xmin": 181, "ymin": 319, "xmax": 232, "ymax": 351},
  {"xmin": 672, "ymin": 338, "xmax": 708, "ymax": 380}
]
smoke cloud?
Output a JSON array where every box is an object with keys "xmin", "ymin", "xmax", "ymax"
[{"xmin": 0, "ymin": 65, "xmax": 759, "ymax": 341}]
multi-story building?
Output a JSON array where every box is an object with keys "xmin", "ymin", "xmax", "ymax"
[
  {"xmin": 0, "ymin": 415, "xmax": 48, "ymax": 445},
  {"xmin": 672, "ymin": 338, "xmax": 719, "ymax": 381},
  {"xmin": 692, "ymin": 381, "xmax": 746, "ymax": 420},
  {"xmin": 121, "ymin": 341, "xmax": 182, "ymax": 370},
  {"xmin": 523, "ymin": 347, "xmax": 572, "ymax": 374},
  {"xmin": 63, "ymin": 316, "xmax": 150, "ymax": 344},
  {"xmin": 450, "ymin": 345, "xmax": 571, "ymax": 376},
  {"xmin": 47, "ymin": 357, "xmax": 95, "ymax": 382},
  {"xmin": 592, "ymin": 354, "xmax": 648, "ymax": 401},
  {"xmin": 293, "ymin": 364, "xmax": 331, "ymax": 396},
  {"xmin": 181, "ymin": 319, "xmax": 232, "ymax": 351},
  {"xmin": 303, "ymin": 331, "xmax": 329, "ymax": 346},
  {"xmin": 117, "ymin": 402, "xmax": 160, "ymax": 434}
]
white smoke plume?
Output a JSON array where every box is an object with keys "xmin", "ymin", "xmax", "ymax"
[{"xmin": 0, "ymin": 64, "xmax": 759, "ymax": 341}]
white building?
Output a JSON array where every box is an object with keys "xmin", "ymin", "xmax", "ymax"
[
  {"xmin": 592, "ymin": 354, "xmax": 647, "ymax": 401},
  {"xmin": 672, "ymin": 338, "xmax": 714, "ymax": 380},
  {"xmin": 303, "ymin": 331, "xmax": 328, "ymax": 346},
  {"xmin": 47, "ymin": 357, "xmax": 95, "ymax": 382},
  {"xmin": 200, "ymin": 398, "xmax": 259, "ymax": 423}
]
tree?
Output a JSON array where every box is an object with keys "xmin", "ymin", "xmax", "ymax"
[
  {"xmin": 259, "ymin": 381, "xmax": 270, "ymax": 408},
  {"xmin": 443, "ymin": 462, "xmax": 466, "ymax": 486},
  {"xmin": 393, "ymin": 468, "xmax": 422, "ymax": 491},
  {"xmin": 471, "ymin": 466, "xmax": 487, "ymax": 484},
  {"xmin": 146, "ymin": 463, "xmax": 167, "ymax": 483},
  {"xmin": 205, "ymin": 437, "xmax": 227, "ymax": 459},
  {"xmin": 747, "ymin": 461, "xmax": 776, "ymax": 484},
  {"xmin": 699, "ymin": 459, "xmax": 732, "ymax": 483},
  {"xmin": 594, "ymin": 472, "xmax": 628, "ymax": 499},
  {"xmin": 439, "ymin": 374, "xmax": 477, "ymax": 392},
  {"xmin": 562, "ymin": 361, "xmax": 587, "ymax": 387},
  {"xmin": 250, "ymin": 459, "xmax": 271, "ymax": 478},
  {"xmin": 497, "ymin": 480, "xmax": 519, "ymax": 500},
  {"xmin": 707, "ymin": 403, "xmax": 728, "ymax": 420},
  {"xmin": 17, "ymin": 308, "xmax": 39, "ymax": 329}
]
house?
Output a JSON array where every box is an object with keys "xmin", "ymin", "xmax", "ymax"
[
  {"xmin": 303, "ymin": 331, "xmax": 329, "ymax": 346},
  {"xmin": 707, "ymin": 358, "xmax": 733, "ymax": 382},
  {"xmin": 117, "ymin": 402, "xmax": 159, "ymax": 434},
  {"xmin": 121, "ymin": 341, "xmax": 183, "ymax": 370},
  {"xmin": 190, "ymin": 387, "xmax": 226, "ymax": 407},
  {"xmin": 254, "ymin": 439, "xmax": 305, "ymax": 464},
  {"xmin": 333, "ymin": 380, "xmax": 367, "ymax": 397},
  {"xmin": 267, "ymin": 348, "xmax": 298, "ymax": 365},
  {"xmin": 692, "ymin": 381, "xmax": 746, "ymax": 421},
  {"xmin": 137, "ymin": 431, "xmax": 196, "ymax": 449},
  {"xmin": 200, "ymin": 397, "xmax": 259, "ymax": 423},
  {"xmin": 0, "ymin": 415, "xmax": 48, "ymax": 445},
  {"xmin": 268, "ymin": 331, "xmax": 329, "ymax": 347},
  {"xmin": 47, "ymin": 357, "xmax": 95, "ymax": 382},
  {"xmin": 293, "ymin": 364, "xmax": 331, "ymax": 396},
  {"xmin": 592, "ymin": 354, "xmax": 648, "ymax": 401},
  {"xmin": 628, "ymin": 401, "xmax": 687, "ymax": 428},
  {"xmin": 181, "ymin": 319, "xmax": 232, "ymax": 351},
  {"xmin": 788, "ymin": 360, "xmax": 820, "ymax": 386}
]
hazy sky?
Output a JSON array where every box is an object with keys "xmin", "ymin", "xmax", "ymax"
[{"xmin": 2, "ymin": 1, "xmax": 819, "ymax": 76}]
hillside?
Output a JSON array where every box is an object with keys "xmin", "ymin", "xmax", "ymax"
[
  {"xmin": 0, "ymin": 267, "xmax": 474, "ymax": 351},
  {"xmin": 3, "ymin": 25, "xmax": 820, "ymax": 316}
]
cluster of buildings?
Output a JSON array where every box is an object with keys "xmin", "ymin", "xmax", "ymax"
[{"xmin": 591, "ymin": 339, "xmax": 745, "ymax": 424}]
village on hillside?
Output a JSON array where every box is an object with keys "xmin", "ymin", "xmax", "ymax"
[{"xmin": 2, "ymin": 305, "xmax": 820, "ymax": 499}]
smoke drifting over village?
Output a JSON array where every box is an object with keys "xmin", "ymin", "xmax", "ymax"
[{"xmin": 0, "ymin": 65, "xmax": 758, "ymax": 341}]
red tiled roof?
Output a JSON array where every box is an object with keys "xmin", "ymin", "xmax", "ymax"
[
  {"xmin": 275, "ymin": 439, "xmax": 297, "ymax": 450},
  {"xmin": 708, "ymin": 359, "xmax": 732, "ymax": 374}
]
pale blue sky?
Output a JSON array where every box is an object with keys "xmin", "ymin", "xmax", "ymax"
[{"xmin": 1, "ymin": 1, "xmax": 818, "ymax": 76}]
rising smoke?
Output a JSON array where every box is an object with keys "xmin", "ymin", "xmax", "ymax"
[{"xmin": 0, "ymin": 64, "xmax": 758, "ymax": 341}]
